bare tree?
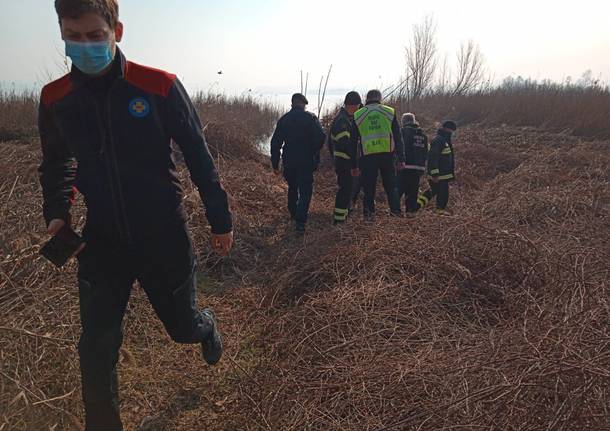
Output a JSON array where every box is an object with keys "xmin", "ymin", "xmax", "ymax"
[
  {"xmin": 452, "ymin": 40, "xmax": 485, "ymax": 96},
  {"xmin": 435, "ymin": 54, "xmax": 451, "ymax": 94},
  {"xmin": 405, "ymin": 15, "xmax": 437, "ymax": 101}
]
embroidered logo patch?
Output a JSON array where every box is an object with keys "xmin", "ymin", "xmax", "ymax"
[{"xmin": 129, "ymin": 97, "xmax": 150, "ymax": 118}]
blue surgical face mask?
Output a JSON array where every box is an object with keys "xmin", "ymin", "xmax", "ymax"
[{"xmin": 65, "ymin": 40, "xmax": 114, "ymax": 75}]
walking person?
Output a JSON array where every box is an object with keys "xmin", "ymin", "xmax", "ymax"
[
  {"xmin": 328, "ymin": 91, "xmax": 362, "ymax": 224},
  {"xmin": 418, "ymin": 120, "xmax": 458, "ymax": 215},
  {"xmin": 39, "ymin": 1, "xmax": 233, "ymax": 429},
  {"xmin": 398, "ymin": 113, "xmax": 428, "ymax": 216},
  {"xmin": 351, "ymin": 89, "xmax": 405, "ymax": 220},
  {"xmin": 270, "ymin": 93, "xmax": 326, "ymax": 233}
]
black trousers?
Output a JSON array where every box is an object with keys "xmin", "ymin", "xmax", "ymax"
[
  {"xmin": 334, "ymin": 159, "xmax": 353, "ymax": 222},
  {"xmin": 398, "ymin": 169, "xmax": 423, "ymax": 213},
  {"xmin": 283, "ymin": 165, "xmax": 314, "ymax": 224},
  {"xmin": 351, "ymin": 175, "xmax": 363, "ymax": 205},
  {"xmin": 421, "ymin": 180, "xmax": 450, "ymax": 209},
  {"xmin": 77, "ymin": 222, "xmax": 212, "ymax": 431},
  {"xmin": 360, "ymin": 154, "xmax": 401, "ymax": 216}
]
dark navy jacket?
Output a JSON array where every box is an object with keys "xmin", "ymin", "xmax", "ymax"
[
  {"xmin": 427, "ymin": 129, "xmax": 455, "ymax": 181},
  {"xmin": 270, "ymin": 106, "xmax": 326, "ymax": 171},
  {"xmin": 38, "ymin": 49, "xmax": 232, "ymax": 244},
  {"xmin": 328, "ymin": 107, "xmax": 358, "ymax": 169},
  {"xmin": 401, "ymin": 123, "xmax": 428, "ymax": 172}
]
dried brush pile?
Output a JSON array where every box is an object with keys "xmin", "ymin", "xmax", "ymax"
[
  {"xmin": 0, "ymin": 97, "xmax": 281, "ymax": 430},
  {"xmin": 1, "ymin": 97, "xmax": 608, "ymax": 431},
  {"xmin": 223, "ymin": 128, "xmax": 610, "ymax": 430}
]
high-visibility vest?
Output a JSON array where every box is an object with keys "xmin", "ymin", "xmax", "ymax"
[{"xmin": 354, "ymin": 104, "xmax": 395, "ymax": 156}]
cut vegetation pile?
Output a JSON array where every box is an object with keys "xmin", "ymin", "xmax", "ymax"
[
  {"xmin": 0, "ymin": 88, "xmax": 608, "ymax": 430},
  {"xmin": 230, "ymin": 128, "xmax": 609, "ymax": 430}
]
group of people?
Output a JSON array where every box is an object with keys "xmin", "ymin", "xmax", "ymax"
[
  {"xmin": 270, "ymin": 90, "xmax": 459, "ymax": 232},
  {"xmin": 37, "ymin": 1, "xmax": 457, "ymax": 429}
]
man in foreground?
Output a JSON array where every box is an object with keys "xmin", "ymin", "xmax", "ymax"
[
  {"xmin": 270, "ymin": 93, "xmax": 326, "ymax": 233},
  {"xmin": 352, "ymin": 89, "xmax": 405, "ymax": 220},
  {"xmin": 39, "ymin": 1, "xmax": 233, "ymax": 429},
  {"xmin": 418, "ymin": 120, "xmax": 458, "ymax": 215},
  {"xmin": 328, "ymin": 91, "xmax": 362, "ymax": 224}
]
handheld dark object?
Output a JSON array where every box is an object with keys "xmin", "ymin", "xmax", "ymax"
[{"xmin": 40, "ymin": 226, "xmax": 84, "ymax": 268}]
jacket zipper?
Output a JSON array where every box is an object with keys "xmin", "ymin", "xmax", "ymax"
[
  {"xmin": 105, "ymin": 82, "xmax": 133, "ymax": 245},
  {"xmin": 92, "ymin": 98, "xmax": 126, "ymax": 243},
  {"xmin": 91, "ymin": 85, "xmax": 133, "ymax": 245}
]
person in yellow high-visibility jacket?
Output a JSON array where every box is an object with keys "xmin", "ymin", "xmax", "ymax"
[{"xmin": 351, "ymin": 89, "xmax": 405, "ymax": 220}]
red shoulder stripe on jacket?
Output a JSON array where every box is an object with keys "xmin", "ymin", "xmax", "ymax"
[
  {"xmin": 41, "ymin": 74, "xmax": 73, "ymax": 108},
  {"xmin": 124, "ymin": 61, "xmax": 177, "ymax": 98}
]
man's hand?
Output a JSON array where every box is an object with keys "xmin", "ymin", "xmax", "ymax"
[
  {"xmin": 431, "ymin": 176, "xmax": 440, "ymax": 184},
  {"xmin": 46, "ymin": 218, "xmax": 86, "ymax": 257},
  {"xmin": 211, "ymin": 232, "xmax": 233, "ymax": 256},
  {"xmin": 351, "ymin": 168, "xmax": 360, "ymax": 177},
  {"xmin": 47, "ymin": 218, "xmax": 66, "ymax": 235},
  {"xmin": 398, "ymin": 162, "xmax": 407, "ymax": 171}
]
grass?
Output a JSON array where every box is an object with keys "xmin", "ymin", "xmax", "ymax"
[
  {"xmin": 0, "ymin": 88, "xmax": 281, "ymax": 146},
  {"xmin": 192, "ymin": 92, "xmax": 280, "ymax": 142},
  {"xmin": 1, "ymin": 87, "xmax": 608, "ymax": 430},
  {"xmin": 0, "ymin": 88, "xmax": 39, "ymax": 142},
  {"xmin": 391, "ymin": 79, "xmax": 610, "ymax": 138}
]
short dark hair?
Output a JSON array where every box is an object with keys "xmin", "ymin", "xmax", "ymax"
[
  {"xmin": 366, "ymin": 89, "xmax": 382, "ymax": 103},
  {"xmin": 55, "ymin": 0, "xmax": 120, "ymax": 29}
]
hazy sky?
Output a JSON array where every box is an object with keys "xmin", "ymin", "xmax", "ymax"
[{"xmin": 1, "ymin": 0, "xmax": 609, "ymax": 97}]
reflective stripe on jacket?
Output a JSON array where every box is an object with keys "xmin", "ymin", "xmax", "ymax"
[
  {"xmin": 427, "ymin": 129, "xmax": 455, "ymax": 181},
  {"xmin": 328, "ymin": 107, "xmax": 358, "ymax": 168},
  {"xmin": 401, "ymin": 123, "xmax": 428, "ymax": 172}
]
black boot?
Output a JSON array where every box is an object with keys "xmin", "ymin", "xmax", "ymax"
[{"xmin": 200, "ymin": 308, "xmax": 223, "ymax": 365}]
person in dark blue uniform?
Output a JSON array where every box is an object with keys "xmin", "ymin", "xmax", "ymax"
[
  {"xmin": 39, "ymin": 1, "xmax": 233, "ymax": 429},
  {"xmin": 398, "ymin": 113, "xmax": 428, "ymax": 216},
  {"xmin": 270, "ymin": 93, "xmax": 326, "ymax": 233},
  {"xmin": 418, "ymin": 120, "xmax": 458, "ymax": 215}
]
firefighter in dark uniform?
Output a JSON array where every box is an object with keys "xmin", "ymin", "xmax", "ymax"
[
  {"xmin": 328, "ymin": 91, "xmax": 362, "ymax": 224},
  {"xmin": 398, "ymin": 113, "xmax": 428, "ymax": 216},
  {"xmin": 271, "ymin": 93, "xmax": 326, "ymax": 233},
  {"xmin": 352, "ymin": 89, "xmax": 405, "ymax": 220},
  {"xmin": 418, "ymin": 120, "xmax": 458, "ymax": 215}
]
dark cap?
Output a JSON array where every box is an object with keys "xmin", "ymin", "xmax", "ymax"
[
  {"xmin": 442, "ymin": 120, "xmax": 458, "ymax": 131},
  {"xmin": 344, "ymin": 91, "xmax": 362, "ymax": 106},
  {"xmin": 291, "ymin": 93, "xmax": 309, "ymax": 105}
]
